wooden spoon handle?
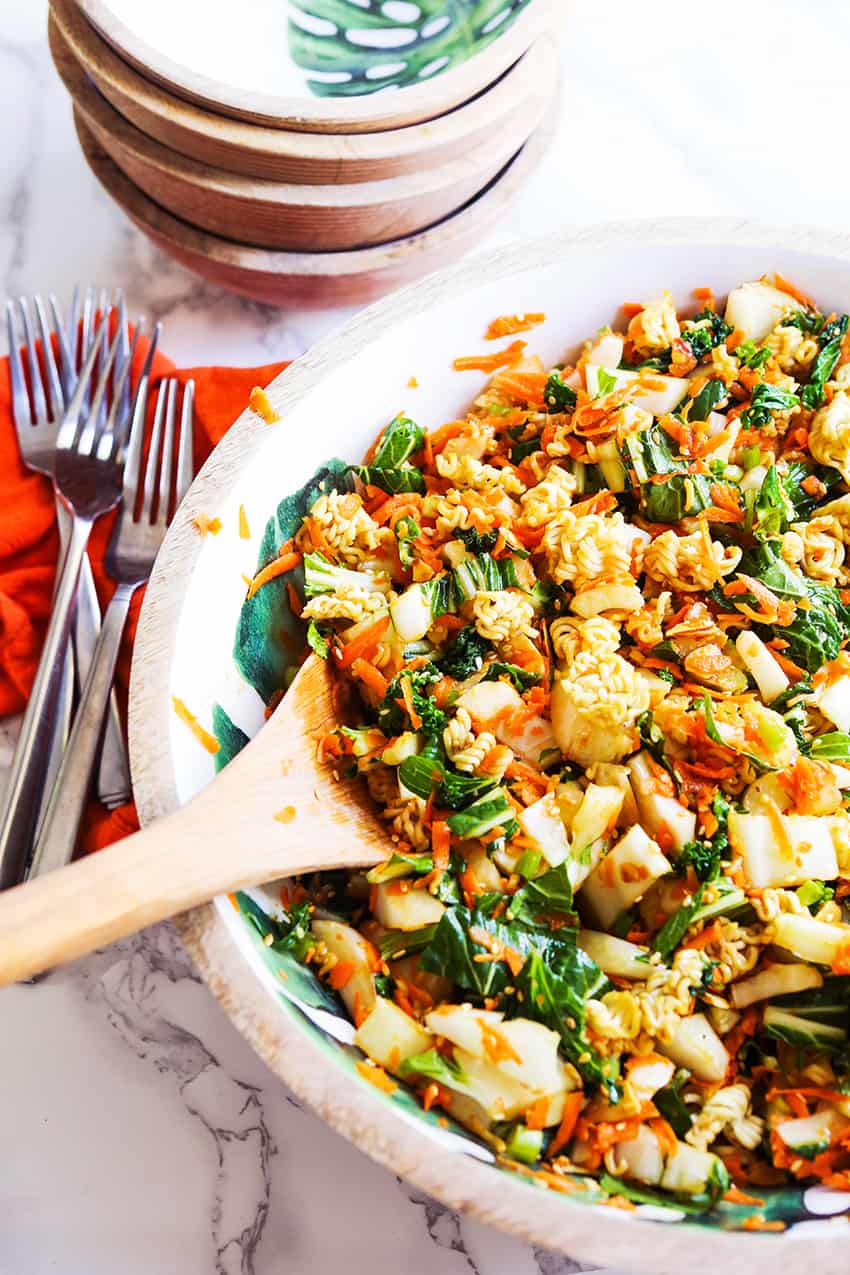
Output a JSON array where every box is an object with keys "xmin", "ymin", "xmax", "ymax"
[
  {"xmin": 0, "ymin": 797, "xmax": 261, "ymax": 986},
  {"xmin": 0, "ymin": 656, "xmax": 386, "ymax": 987}
]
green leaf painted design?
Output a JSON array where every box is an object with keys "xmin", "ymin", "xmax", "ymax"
[
  {"xmin": 233, "ymin": 459, "xmax": 349, "ymax": 705},
  {"xmin": 288, "ymin": 0, "xmax": 532, "ymax": 99},
  {"xmin": 212, "ymin": 703, "xmax": 250, "ymax": 772},
  {"xmin": 236, "ymin": 891, "xmax": 343, "ymax": 1012}
]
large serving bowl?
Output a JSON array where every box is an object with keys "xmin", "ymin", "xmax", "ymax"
[{"xmin": 129, "ymin": 220, "xmax": 850, "ymax": 1273}]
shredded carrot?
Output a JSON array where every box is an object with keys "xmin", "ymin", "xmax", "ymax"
[
  {"xmin": 649, "ymin": 1117, "xmax": 679, "ymax": 1159},
  {"xmin": 767, "ymin": 1086, "xmax": 850, "ymax": 1104},
  {"xmin": 193, "ymin": 514, "xmax": 222, "ymax": 537},
  {"xmin": 329, "ymin": 961, "xmax": 354, "ymax": 990},
  {"xmin": 283, "ymin": 582, "xmax": 301, "ymax": 618},
  {"xmin": 480, "ymin": 1022, "xmax": 522, "ymax": 1064},
  {"xmin": 351, "ymin": 992, "xmax": 368, "ymax": 1028},
  {"xmin": 453, "ymin": 339, "xmax": 527, "ymax": 373},
  {"xmin": 249, "ymin": 385, "xmax": 280, "ymax": 423},
  {"xmin": 246, "ymin": 550, "xmax": 302, "ymax": 599},
  {"xmin": 349, "ymin": 658, "xmax": 388, "ymax": 698},
  {"xmin": 318, "ymin": 730, "xmax": 346, "ymax": 761},
  {"xmin": 525, "ymin": 1097, "xmax": 551, "ymax": 1131},
  {"xmin": 831, "ymin": 939, "xmax": 850, "ymax": 975},
  {"xmin": 431, "ymin": 820, "xmax": 451, "ymax": 871},
  {"xmin": 577, "ymin": 1105, "xmax": 656, "ymax": 1158},
  {"xmin": 427, "ymin": 420, "xmax": 466, "ymax": 453},
  {"xmin": 569, "ymin": 490, "xmax": 619, "ymax": 517},
  {"xmin": 765, "ymin": 642, "xmax": 806, "ymax": 680},
  {"xmin": 708, "ymin": 482, "xmax": 744, "ymax": 520},
  {"xmin": 485, "ymin": 313, "xmax": 546, "ymax": 339},
  {"xmin": 741, "ymin": 1216, "xmax": 786, "ymax": 1233},
  {"xmin": 335, "ymin": 614, "xmax": 391, "ymax": 669},
  {"xmin": 682, "ymin": 920, "xmax": 722, "ymax": 950},
  {"xmin": 422, "ymin": 1082, "xmax": 452, "ymax": 1112},
  {"xmin": 504, "ymin": 759, "xmax": 549, "ymax": 793},
  {"xmin": 548, "ymin": 1092, "xmax": 584, "ymax": 1158},
  {"xmin": 773, "ymin": 272, "xmax": 816, "ymax": 309},
  {"xmin": 238, "ymin": 505, "xmax": 251, "ymax": 539},
  {"xmin": 723, "ymin": 1186, "xmax": 765, "ymax": 1207},
  {"xmin": 398, "ymin": 673, "xmax": 422, "ymax": 729},
  {"xmin": 723, "ymin": 1006, "xmax": 759, "ymax": 1061},
  {"xmin": 355, "ymin": 1061, "xmax": 396, "ymax": 1094},
  {"xmin": 683, "ymin": 645, "xmax": 732, "ymax": 679},
  {"xmin": 371, "ymin": 491, "xmax": 424, "ymax": 525},
  {"xmin": 490, "ymin": 369, "xmax": 549, "ymax": 407},
  {"xmin": 503, "ymin": 946, "xmax": 525, "ymax": 978},
  {"xmin": 172, "ymin": 696, "xmax": 220, "ymax": 755}
]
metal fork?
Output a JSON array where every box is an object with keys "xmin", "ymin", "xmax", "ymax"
[
  {"xmin": 61, "ymin": 287, "xmax": 135, "ymax": 807},
  {"xmin": 29, "ymin": 376, "xmax": 194, "ymax": 876},
  {"xmin": 5, "ymin": 294, "xmax": 75, "ymax": 816},
  {"xmin": 65, "ymin": 290, "xmax": 135, "ymax": 809},
  {"xmin": 6, "ymin": 289, "xmax": 132, "ymax": 813},
  {"xmin": 0, "ymin": 311, "xmax": 158, "ymax": 888}
]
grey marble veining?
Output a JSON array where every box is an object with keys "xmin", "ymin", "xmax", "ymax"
[{"xmin": 5, "ymin": 1, "xmax": 850, "ymax": 1271}]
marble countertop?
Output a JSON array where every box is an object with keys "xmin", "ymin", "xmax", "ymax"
[{"xmin": 6, "ymin": 2, "xmax": 850, "ymax": 1272}]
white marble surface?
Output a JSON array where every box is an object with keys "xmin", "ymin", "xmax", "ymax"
[{"xmin": 6, "ymin": 1, "xmax": 850, "ymax": 1272}]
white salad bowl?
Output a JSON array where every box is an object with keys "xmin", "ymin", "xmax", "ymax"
[{"xmin": 129, "ymin": 219, "xmax": 850, "ymax": 1273}]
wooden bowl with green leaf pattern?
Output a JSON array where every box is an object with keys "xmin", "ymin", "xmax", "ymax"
[
  {"xmin": 129, "ymin": 222, "xmax": 850, "ymax": 1272},
  {"xmin": 73, "ymin": 0, "xmax": 554, "ymax": 131},
  {"xmin": 51, "ymin": 0, "xmax": 554, "ymax": 184}
]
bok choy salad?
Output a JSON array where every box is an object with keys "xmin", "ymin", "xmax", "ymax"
[{"xmin": 270, "ymin": 279, "xmax": 850, "ymax": 1212}]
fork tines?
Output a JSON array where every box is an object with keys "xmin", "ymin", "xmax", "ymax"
[
  {"xmin": 6, "ymin": 287, "xmax": 131, "ymax": 437},
  {"xmin": 127, "ymin": 376, "xmax": 193, "ymax": 526},
  {"xmin": 6, "ymin": 294, "xmax": 66, "ymax": 428}
]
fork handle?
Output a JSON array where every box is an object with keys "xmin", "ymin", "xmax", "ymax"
[
  {"xmin": 29, "ymin": 583, "xmax": 136, "ymax": 879},
  {"xmin": 52, "ymin": 499, "xmax": 131, "ymax": 808},
  {"xmin": 59, "ymin": 498, "xmax": 131, "ymax": 807},
  {"xmin": 73, "ymin": 549, "xmax": 132, "ymax": 807},
  {"xmin": 0, "ymin": 514, "xmax": 93, "ymax": 890},
  {"xmin": 38, "ymin": 499, "xmax": 76, "ymax": 843}
]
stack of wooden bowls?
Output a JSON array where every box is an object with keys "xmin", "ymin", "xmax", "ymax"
[{"xmin": 48, "ymin": 0, "xmax": 558, "ymax": 306}]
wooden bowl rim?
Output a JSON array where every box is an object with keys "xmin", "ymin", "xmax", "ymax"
[
  {"xmin": 73, "ymin": 0, "xmax": 552, "ymax": 131},
  {"xmin": 128, "ymin": 217, "xmax": 850, "ymax": 1270},
  {"xmin": 58, "ymin": 25, "xmax": 552, "ymax": 211},
  {"xmin": 74, "ymin": 112, "xmax": 550, "ymax": 277},
  {"xmin": 50, "ymin": 0, "xmax": 552, "ymax": 176}
]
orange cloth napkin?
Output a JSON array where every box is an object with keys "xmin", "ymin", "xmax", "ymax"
[{"xmin": 0, "ymin": 336, "xmax": 289, "ymax": 855}]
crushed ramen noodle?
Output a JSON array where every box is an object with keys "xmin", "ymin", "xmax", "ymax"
[{"xmin": 253, "ymin": 278, "xmax": 850, "ymax": 1210}]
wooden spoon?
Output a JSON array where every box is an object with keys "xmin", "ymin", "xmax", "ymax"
[{"xmin": 0, "ymin": 657, "xmax": 386, "ymax": 986}]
